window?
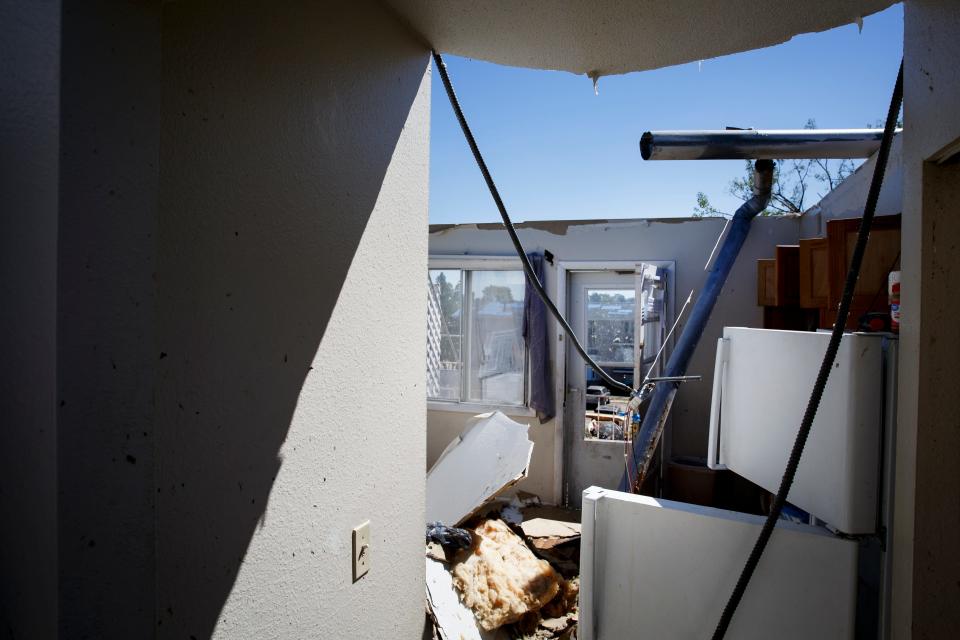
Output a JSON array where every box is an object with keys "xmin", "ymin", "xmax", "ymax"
[
  {"xmin": 580, "ymin": 263, "xmax": 669, "ymax": 442},
  {"xmin": 586, "ymin": 288, "xmax": 636, "ymax": 365},
  {"xmin": 584, "ymin": 287, "xmax": 636, "ymax": 396},
  {"xmin": 427, "ymin": 260, "xmax": 527, "ymax": 406}
]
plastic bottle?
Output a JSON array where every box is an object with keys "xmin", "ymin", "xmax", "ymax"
[{"xmin": 889, "ymin": 270, "xmax": 901, "ymax": 333}]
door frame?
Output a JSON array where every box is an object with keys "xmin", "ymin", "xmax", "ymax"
[{"xmin": 553, "ymin": 260, "xmax": 675, "ymax": 506}]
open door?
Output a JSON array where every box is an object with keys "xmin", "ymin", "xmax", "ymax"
[{"xmin": 561, "ymin": 262, "xmax": 672, "ymax": 507}]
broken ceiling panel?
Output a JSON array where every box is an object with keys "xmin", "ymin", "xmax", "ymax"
[
  {"xmin": 426, "ymin": 411, "xmax": 534, "ymax": 526},
  {"xmin": 520, "ymin": 518, "xmax": 581, "ymax": 541},
  {"xmin": 387, "ymin": 1, "xmax": 895, "ymax": 77}
]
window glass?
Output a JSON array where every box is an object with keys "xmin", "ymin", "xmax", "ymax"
[
  {"xmin": 466, "ymin": 270, "xmax": 526, "ymax": 404},
  {"xmin": 586, "ymin": 289, "xmax": 635, "ymax": 365},
  {"xmin": 427, "ymin": 269, "xmax": 463, "ymax": 400}
]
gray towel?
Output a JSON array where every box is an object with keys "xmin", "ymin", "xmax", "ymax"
[{"xmin": 523, "ymin": 252, "xmax": 555, "ymax": 423}]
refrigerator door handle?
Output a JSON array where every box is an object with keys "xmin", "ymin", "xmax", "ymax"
[{"xmin": 707, "ymin": 337, "xmax": 730, "ymax": 470}]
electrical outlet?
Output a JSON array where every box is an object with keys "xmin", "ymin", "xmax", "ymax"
[{"xmin": 352, "ymin": 520, "xmax": 370, "ymax": 581}]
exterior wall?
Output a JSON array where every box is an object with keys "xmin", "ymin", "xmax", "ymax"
[
  {"xmin": 800, "ymin": 135, "xmax": 904, "ymax": 238},
  {"xmin": 896, "ymin": 2, "xmax": 960, "ymax": 636},
  {"xmin": 157, "ymin": 2, "xmax": 430, "ymax": 639},
  {"xmin": 0, "ymin": 1, "xmax": 60, "ymax": 638},
  {"xmin": 429, "ymin": 216, "xmax": 799, "ymax": 501}
]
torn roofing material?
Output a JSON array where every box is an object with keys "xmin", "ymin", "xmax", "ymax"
[{"xmin": 426, "ymin": 411, "xmax": 534, "ymax": 527}]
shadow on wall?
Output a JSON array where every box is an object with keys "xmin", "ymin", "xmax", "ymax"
[{"xmin": 156, "ymin": 2, "xmax": 425, "ymax": 637}]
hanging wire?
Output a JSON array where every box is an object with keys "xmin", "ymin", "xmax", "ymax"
[{"xmin": 432, "ymin": 50, "xmax": 634, "ymax": 395}]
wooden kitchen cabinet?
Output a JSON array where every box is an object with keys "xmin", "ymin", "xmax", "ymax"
[{"xmin": 827, "ymin": 214, "xmax": 901, "ymax": 330}]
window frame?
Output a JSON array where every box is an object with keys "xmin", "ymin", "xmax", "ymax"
[{"xmin": 428, "ymin": 255, "xmax": 534, "ymax": 416}]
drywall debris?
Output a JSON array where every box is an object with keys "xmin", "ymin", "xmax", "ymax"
[
  {"xmin": 502, "ymin": 492, "xmax": 543, "ymax": 525},
  {"xmin": 520, "ymin": 518, "xmax": 581, "ymax": 542},
  {"xmin": 427, "ymin": 557, "xmax": 507, "ymax": 640},
  {"xmin": 501, "ymin": 504, "xmax": 523, "ymax": 525},
  {"xmin": 425, "ymin": 414, "xmax": 578, "ymax": 637},
  {"xmin": 480, "ymin": 491, "xmax": 544, "ymax": 524},
  {"xmin": 515, "ymin": 491, "xmax": 543, "ymax": 507},
  {"xmin": 427, "ymin": 412, "xmax": 534, "ymax": 526},
  {"xmin": 452, "ymin": 519, "xmax": 561, "ymax": 630},
  {"xmin": 512, "ymin": 576, "xmax": 578, "ymax": 640},
  {"xmin": 426, "ymin": 542, "xmax": 448, "ymax": 564},
  {"xmin": 518, "ymin": 507, "xmax": 582, "ymax": 578}
]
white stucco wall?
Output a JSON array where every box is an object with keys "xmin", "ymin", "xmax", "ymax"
[
  {"xmin": 157, "ymin": 2, "xmax": 430, "ymax": 639},
  {"xmin": 56, "ymin": 3, "xmax": 162, "ymax": 637},
  {"xmin": 0, "ymin": 1, "xmax": 60, "ymax": 638},
  {"xmin": 894, "ymin": 2, "xmax": 960, "ymax": 636},
  {"xmin": 428, "ymin": 216, "xmax": 800, "ymax": 502}
]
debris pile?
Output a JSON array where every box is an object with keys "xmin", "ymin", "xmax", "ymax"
[
  {"xmin": 518, "ymin": 510, "xmax": 581, "ymax": 578},
  {"xmin": 453, "ymin": 519, "xmax": 561, "ymax": 630},
  {"xmin": 424, "ymin": 412, "xmax": 581, "ymax": 640},
  {"xmin": 427, "ymin": 510, "xmax": 581, "ymax": 640},
  {"xmin": 426, "ymin": 521, "xmax": 473, "ymax": 550}
]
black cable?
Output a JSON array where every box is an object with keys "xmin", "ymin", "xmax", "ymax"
[
  {"xmin": 711, "ymin": 60, "xmax": 903, "ymax": 639},
  {"xmin": 432, "ymin": 50, "xmax": 634, "ymax": 396}
]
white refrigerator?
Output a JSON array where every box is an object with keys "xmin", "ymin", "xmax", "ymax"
[{"xmin": 581, "ymin": 327, "xmax": 898, "ymax": 639}]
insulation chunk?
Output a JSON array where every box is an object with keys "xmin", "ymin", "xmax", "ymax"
[
  {"xmin": 452, "ymin": 519, "xmax": 561, "ymax": 630},
  {"xmin": 540, "ymin": 576, "xmax": 579, "ymax": 620}
]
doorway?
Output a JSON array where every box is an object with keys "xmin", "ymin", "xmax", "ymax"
[{"xmin": 560, "ymin": 262, "xmax": 673, "ymax": 507}]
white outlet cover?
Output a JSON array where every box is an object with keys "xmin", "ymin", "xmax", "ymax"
[{"xmin": 352, "ymin": 521, "xmax": 370, "ymax": 581}]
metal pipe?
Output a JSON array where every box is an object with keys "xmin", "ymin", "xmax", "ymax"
[
  {"xmin": 619, "ymin": 159, "xmax": 774, "ymax": 492},
  {"xmin": 640, "ymin": 129, "xmax": 902, "ymax": 161}
]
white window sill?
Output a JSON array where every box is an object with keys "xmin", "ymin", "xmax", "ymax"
[
  {"xmin": 427, "ymin": 400, "xmax": 535, "ymax": 418},
  {"xmin": 583, "ymin": 437, "xmax": 631, "ymax": 445}
]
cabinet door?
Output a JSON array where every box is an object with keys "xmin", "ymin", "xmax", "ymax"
[
  {"xmin": 827, "ymin": 215, "xmax": 901, "ymax": 329},
  {"xmin": 775, "ymin": 244, "xmax": 800, "ymax": 306},
  {"xmin": 799, "ymin": 237, "xmax": 829, "ymax": 309},
  {"xmin": 756, "ymin": 258, "xmax": 776, "ymax": 306}
]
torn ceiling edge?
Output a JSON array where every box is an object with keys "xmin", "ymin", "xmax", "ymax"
[
  {"xmin": 386, "ymin": 0, "xmax": 895, "ymax": 77},
  {"xmin": 426, "ymin": 411, "xmax": 534, "ymax": 526},
  {"xmin": 428, "ymin": 216, "xmax": 765, "ymax": 237}
]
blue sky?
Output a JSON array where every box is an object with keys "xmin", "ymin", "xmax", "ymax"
[{"xmin": 429, "ymin": 3, "xmax": 903, "ymax": 224}]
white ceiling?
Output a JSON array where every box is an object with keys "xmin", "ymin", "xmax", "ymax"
[{"xmin": 387, "ymin": 0, "xmax": 897, "ymax": 77}]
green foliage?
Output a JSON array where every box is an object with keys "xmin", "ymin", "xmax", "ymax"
[
  {"xmin": 433, "ymin": 271, "xmax": 463, "ymax": 362},
  {"xmin": 588, "ymin": 291, "xmax": 629, "ymax": 304},
  {"xmin": 693, "ymin": 191, "xmax": 726, "ymax": 218},
  {"xmin": 434, "ymin": 271, "xmax": 462, "ymax": 330},
  {"xmin": 480, "ymin": 284, "xmax": 514, "ymax": 304}
]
